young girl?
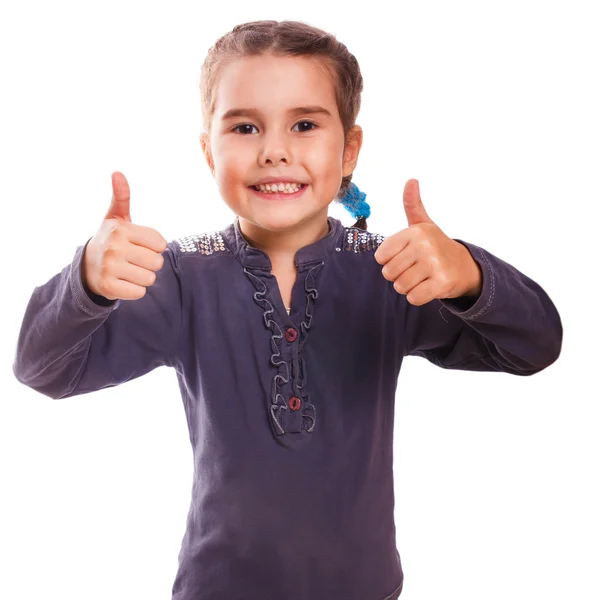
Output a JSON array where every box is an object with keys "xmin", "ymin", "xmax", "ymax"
[{"xmin": 12, "ymin": 19, "xmax": 563, "ymax": 600}]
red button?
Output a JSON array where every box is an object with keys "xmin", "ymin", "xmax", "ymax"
[
  {"xmin": 288, "ymin": 396, "xmax": 302, "ymax": 411},
  {"xmin": 285, "ymin": 327, "xmax": 298, "ymax": 342}
]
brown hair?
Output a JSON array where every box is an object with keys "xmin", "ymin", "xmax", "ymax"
[{"xmin": 199, "ymin": 19, "xmax": 367, "ymax": 229}]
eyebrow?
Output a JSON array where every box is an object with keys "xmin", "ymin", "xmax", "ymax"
[{"xmin": 221, "ymin": 105, "xmax": 332, "ymax": 121}]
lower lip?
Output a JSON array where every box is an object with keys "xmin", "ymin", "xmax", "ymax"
[{"xmin": 249, "ymin": 184, "xmax": 308, "ymax": 200}]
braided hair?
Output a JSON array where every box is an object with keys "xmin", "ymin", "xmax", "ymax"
[{"xmin": 338, "ymin": 181, "xmax": 370, "ymax": 230}]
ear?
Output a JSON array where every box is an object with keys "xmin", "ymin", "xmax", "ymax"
[
  {"xmin": 200, "ymin": 132, "xmax": 215, "ymax": 176},
  {"xmin": 342, "ymin": 125, "xmax": 363, "ymax": 177}
]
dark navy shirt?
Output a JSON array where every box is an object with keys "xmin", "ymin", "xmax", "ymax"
[{"xmin": 12, "ymin": 215, "xmax": 563, "ymax": 600}]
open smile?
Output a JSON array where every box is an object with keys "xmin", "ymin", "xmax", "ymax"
[{"xmin": 248, "ymin": 184, "xmax": 308, "ymax": 200}]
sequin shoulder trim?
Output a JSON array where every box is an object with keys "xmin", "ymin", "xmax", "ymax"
[
  {"xmin": 342, "ymin": 227, "xmax": 386, "ymax": 253},
  {"xmin": 175, "ymin": 231, "xmax": 231, "ymax": 255}
]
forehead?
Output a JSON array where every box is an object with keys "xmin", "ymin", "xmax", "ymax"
[{"xmin": 214, "ymin": 54, "xmax": 338, "ymax": 118}]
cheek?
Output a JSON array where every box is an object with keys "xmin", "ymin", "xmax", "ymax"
[
  {"xmin": 216, "ymin": 145, "xmax": 249, "ymax": 184},
  {"xmin": 316, "ymin": 137, "xmax": 345, "ymax": 169},
  {"xmin": 316, "ymin": 140, "xmax": 345, "ymax": 177}
]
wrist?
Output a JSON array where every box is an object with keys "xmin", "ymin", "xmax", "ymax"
[{"xmin": 464, "ymin": 261, "xmax": 483, "ymax": 297}]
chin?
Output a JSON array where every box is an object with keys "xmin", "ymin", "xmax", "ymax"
[{"xmin": 246, "ymin": 213, "xmax": 308, "ymax": 232}]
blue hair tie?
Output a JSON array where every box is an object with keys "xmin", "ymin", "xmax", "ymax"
[{"xmin": 339, "ymin": 181, "xmax": 371, "ymax": 219}]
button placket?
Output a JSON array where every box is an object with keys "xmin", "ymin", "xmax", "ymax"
[{"xmin": 242, "ymin": 258, "xmax": 325, "ymax": 438}]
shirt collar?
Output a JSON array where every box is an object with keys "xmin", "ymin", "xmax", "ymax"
[{"xmin": 222, "ymin": 215, "xmax": 344, "ymax": 270}]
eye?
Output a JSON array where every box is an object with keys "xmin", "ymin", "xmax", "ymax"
[
  {"xmin": 293, "ymin": 120, "xmax": 317, "ymax": 132},
  {"xmin": 232, "ymin": 121, "xmax": 318, "ymax": 135},
  {"xmin": 232, "ymin": 123, "xmax": 258, "ymax": 135}
]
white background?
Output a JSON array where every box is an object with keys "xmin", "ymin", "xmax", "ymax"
[{"xmin": 1, "ymin": 1, "xmax": 597, "ymax": 599}]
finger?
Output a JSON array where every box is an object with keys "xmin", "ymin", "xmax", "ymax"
[
  {"xmin": 125, "ymin": 243, "xmax": 165, "ymax": 272},
  {"xmin": 393, "ymin": 262, "xmax": 429, "ymax": 296},
  {"xmin": 106, "ymin": 171, "xmax": 132, "ymax": 222},
  {"xmin": 374, "ymin": 230, "xmax": 411, "ymax": 265},
  {"xmin": 105, "ymin": 279, "xmax": 147, "ymax": 301},
  {"xmin": 381, "ymin": 245, "xmax": 417, "ymax": 282},
  {"xmin": 404, "ymin": 278, "xmax": 437, "ymax": 306},
  {"xmin": 126, "ymin": 223, "xmax": 169, "ymax": 254},
  {"xmin": 115, "ymin": 261, "xmax": 158, "ymax": 288},
  {"xmin": 403, "ymin": 179, "xmax": 434, "ymax": 227}
]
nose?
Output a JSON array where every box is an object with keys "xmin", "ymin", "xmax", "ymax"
[{"xmin": 258, "ymin": 131, "xmax": 291, "ymax": 167}]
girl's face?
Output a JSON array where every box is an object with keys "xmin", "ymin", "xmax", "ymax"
[{"xmin": 201, "ymin": 53, "xmax": 362, "ymax": 239}]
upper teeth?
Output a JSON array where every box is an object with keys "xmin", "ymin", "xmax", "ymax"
[{"xmin": 256, "ymin": 182, "xmax": 303, "ymax": 193}]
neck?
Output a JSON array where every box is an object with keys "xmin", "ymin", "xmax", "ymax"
[{"xmin": 238, "ymin": 212, "xmax": 330, "ymax": 265}]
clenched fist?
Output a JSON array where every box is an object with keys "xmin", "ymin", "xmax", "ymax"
[
  {"xmin": 374, "ymin": 179, "xmax": 483, "ymax": 306},
  {"xmin": 82, "ymin": 172, "xmax": 168, "ymax": 301}
]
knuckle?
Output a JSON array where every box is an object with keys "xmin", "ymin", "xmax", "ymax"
[
  {"xmin": 104, "ymin": 245, "xmax": 120, "ymax": 260},
  {"xmin": 107, "ymin": 220, "xmax": 125, "ymax": 236},
  {"xmin": 418, "ymin": 236, "xmax": 431, "ymax": 250},
  {"xmin": 102, "ymin": 282, "xmax": 116, "ymax": 298},
  {"xmin": 437, "ymin": 272, "xmax": 450, "ymax": 288},
  {"xmin": 429, "ymin": 254, "xmax": 440, "ymax": 268},
  {"xmin": 99, "ymin": 260, "xmax": 113, "ymax": 278}
]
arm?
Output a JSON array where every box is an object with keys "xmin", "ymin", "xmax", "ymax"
[
  {"xmin": 401, "ymin": 239, "xmax": 563, "ymax": 375},
  {"xmin": 12, "ymin": 237, "xmax": 183, "ymax": 399}
]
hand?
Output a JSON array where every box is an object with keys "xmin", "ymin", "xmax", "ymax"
[
  {"xmin": 82, "ymin": 172, "xmax": 168, "ymax": 301},
  {"xmin": 374, "ymin": 179, "xmax": 483, "ymax": 306}
]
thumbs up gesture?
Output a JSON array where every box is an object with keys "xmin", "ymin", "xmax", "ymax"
[
  {"xmin": 374, "ymin": 179, "xmax": 483, "ymax": 306},
  {"xmin": 82, "ymin": 172, "xmax": 168, "ymax": 301}
]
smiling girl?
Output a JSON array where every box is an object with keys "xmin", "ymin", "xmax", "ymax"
[
  {"xmin": 199, "ymin": 34, "xmax": 366, "ymax": 313},
  {"xmin": 13, "ymin": 19, "xmax": 562, "ymax": 600}
]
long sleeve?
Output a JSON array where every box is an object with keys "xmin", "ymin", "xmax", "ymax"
[
  {"xmin": 401, "ymin": 239, "xmax": 563, "ymax": 375},
  {"xmin": 12, "ymin": 237, "xmax": 183, "ymax": 399}
]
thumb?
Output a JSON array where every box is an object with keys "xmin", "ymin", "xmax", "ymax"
[
  {"xmin": 403, "ymin": 179, "xmax": 433, "ymax": 226},
  {"xmin": 106, "ymin": 171, "xmax": 132, "ymax": 222}
]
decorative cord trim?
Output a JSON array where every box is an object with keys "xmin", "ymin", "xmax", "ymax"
[
  {"xmin": 294, "ymin": 261, "xmax": 324, "ymax": 432},
  {"xmin": 243, "ymin": 267, "xmax": 290, "ymax": 435}
]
